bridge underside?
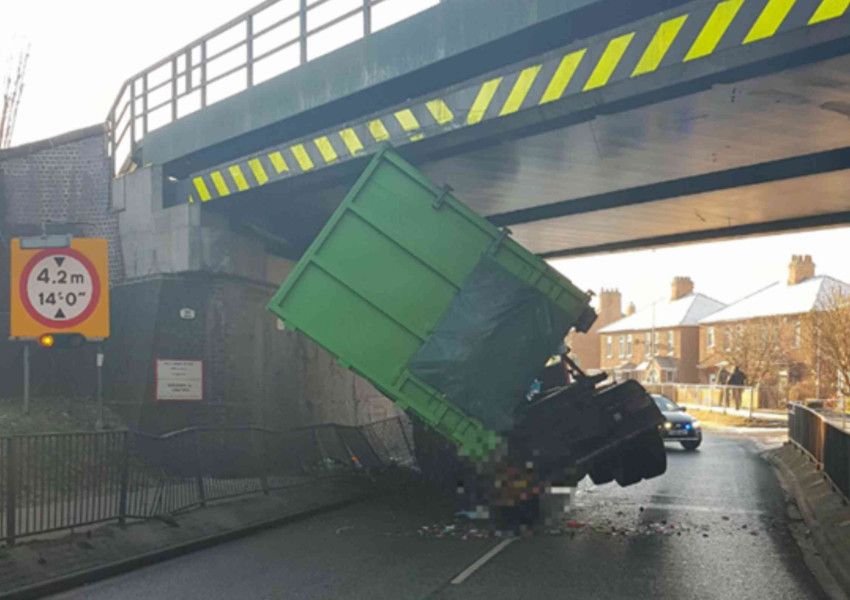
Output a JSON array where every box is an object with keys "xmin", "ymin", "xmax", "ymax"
[
  {"xmin": 163, "ymin": 0, "xmax": 850, "ymax": 259},
  {"xmin": 210, "ymin": 49, "xmax": 850, "ymax": 259}
]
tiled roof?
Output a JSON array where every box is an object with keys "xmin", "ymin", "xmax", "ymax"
[
  {"xmin": 599, "ymin": 293, "xmax": 726, "ymax": 334},
  {"xmin": 699, "ymin": 276, "xmax": 850, "ymax": 324}
]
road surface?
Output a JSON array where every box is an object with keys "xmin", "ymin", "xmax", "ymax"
[{"xmin": 52, "ymin": 430, "xmax": 827, "ymax": 600}]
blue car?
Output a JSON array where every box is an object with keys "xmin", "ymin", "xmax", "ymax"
[{"xmin": 652, "ymin": 394, "xmax": 702, "ymax": 451}]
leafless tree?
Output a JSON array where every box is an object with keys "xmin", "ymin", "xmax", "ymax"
[
  {"xmin": 804, "ymin": 285, "xmax": 850, "ymax": 399},
  {"xmin": 719, "ymin": 318, "xmax": 789, "ymax": 387},
  {"xmin": 1, "ymin": 46, "xmax": 29, "ymax": 149}
]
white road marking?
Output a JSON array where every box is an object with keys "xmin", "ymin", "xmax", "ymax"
[{"xmin": 451, "ymin": 537, "xmax": 517, "ymax": 585}]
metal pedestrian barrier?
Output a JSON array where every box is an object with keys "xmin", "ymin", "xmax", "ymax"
[
  {"xmin": 106, "ymin": 0, "xmax": 442, "ymax": 174},
  {"xmin": 0, "ymin": 416, "xmax": 412, "ymax": 545},
  {"xmin": 788, "ymin": 403, "xmax": 850, "ymax": 504}
]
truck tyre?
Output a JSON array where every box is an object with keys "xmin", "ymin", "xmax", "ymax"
[
  {"xmin": 614, "ymin": 445, "xmax": 643, "ymax": 486},
  {"xmin": 589, "ymin": 456, "xmax": 616, "ymax": 485},
  {"xmin": 640, "ymin": 431, "xmax": 667, "ymax": 479},
  {"xmin": 614, "ymin": 430, "xmax": 666, "ymax": 486}
]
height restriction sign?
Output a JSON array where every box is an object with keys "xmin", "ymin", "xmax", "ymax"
[{"xmin": 9, "ymin": 238, "xmax": 110, "ymax": 339}]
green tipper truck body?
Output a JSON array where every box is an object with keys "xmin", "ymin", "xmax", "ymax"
[{"xmin": 266, "ymin": 147, "xmax": 595, "ymax": 460}]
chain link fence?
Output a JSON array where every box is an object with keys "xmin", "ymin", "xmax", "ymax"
[{"xmin": 0, "ymin": 416, "xmax": 413, "ymax": 545}]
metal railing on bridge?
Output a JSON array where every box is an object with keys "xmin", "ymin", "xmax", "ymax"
[
  {"xmin": 788, "ymin": 403, "xmax": 849, "ymax": 504},
  {"xmin": 0, "ymin": 416, "xmax": 413, "ymax": 545},
  {"xmin": 106, "ymin": 0, "xmax": 441, "ymax": 174}
]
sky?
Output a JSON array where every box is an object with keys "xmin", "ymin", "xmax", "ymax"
[
  {"xmin": 4, "ymin": 0, "xmax": 849, "ymax": 310},
  {"xmin": 551, "ymin": 226, "xmax": 850, "ymax": 312}
]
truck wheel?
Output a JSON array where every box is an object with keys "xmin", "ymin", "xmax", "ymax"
[
  {"xmin": 614, "ymin": 431, "xmax": 666, "ymax": 486},
  {"xmin": 589, "ymin": 456, "xmax": 616, "ymax": 485},
  {"xmin": 640, "ymin": 431, "xmax": 667, "ymax": 479},
  {"xmin": 614, "ymin": 451, "xmax": 643, "ymax": 487}
]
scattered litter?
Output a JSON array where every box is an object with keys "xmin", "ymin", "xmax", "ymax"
[
  {"xmin": 721, "ymin": 516, "xmax": 730, "ymax": 521},
  {"xmin": 335, "ymin": 526, "xmax": 354, "ymax": 535},
  {"xmin": 416, "ymin": 522, "xmax": 493, "ymax": 540}
]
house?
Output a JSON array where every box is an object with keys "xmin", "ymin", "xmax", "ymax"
[
  {"xmin": 567, "ymin": 289, "xmax": 627, "ymax": 371},
  {"xmin": 698, "ymin": 255, "xmax": 850, "ymax": 392},
  {"xmin": 598, "ymin": 277, "xmax": 726, "ymax": 384}
]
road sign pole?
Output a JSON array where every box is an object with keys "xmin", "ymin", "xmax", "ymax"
[
  {"xmin": 96, "ymin": 345, "xmax": 104, "ymax": 430},
  {"xmin": 22, "ymin": 343, "xmax": 30, "ymax": 415}
]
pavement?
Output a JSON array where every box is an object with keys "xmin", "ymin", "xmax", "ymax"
[
  {"xmin": 0, "ymin": 474, "xmax": 371, "ymax": 599},
  {"xmin": 768, "ymin": 443, "xmax": 850, "ymax": 598},
  {"xmin": 44, "ymin": 430, "xmax": 832, "ymax": 600},
  {"xmin": 681, "ymin": 403, "xmax": 788, "ymax": 422}
]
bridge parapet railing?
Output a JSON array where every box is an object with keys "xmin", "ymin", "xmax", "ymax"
[
  {"xmin": 106, "ymin": 0, "xmax": 441, "ymax": 174},
  {"xmin": 788, "ymin": 403, "xmax": 849, "ymax": 503},
  {"xmin": 0, "ymin": 417, "xmax": 412, "ymax": 545}
]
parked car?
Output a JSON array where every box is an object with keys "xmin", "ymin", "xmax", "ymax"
[{"xmin": 652, "ymin": 394, "xmax": 702, "ymax": 450}]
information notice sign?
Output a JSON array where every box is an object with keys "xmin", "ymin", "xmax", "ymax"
[{"xmin": 155, "ymin": 359, "xmax": 203, "ymax": 401}]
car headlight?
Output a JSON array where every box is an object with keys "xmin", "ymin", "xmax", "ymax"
[
  {"xmin": 664, "ymin": 422, "xmax": 673, "ymax": 430},
  {"xmin": 691, "ymin": 420, "xmax": 700, "ymax": 429}
]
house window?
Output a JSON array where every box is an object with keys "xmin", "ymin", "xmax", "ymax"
[
  {"xmin": 724, "ymin": 328, "xmax": 732, "ymax": 351},
  {"xmin": 619, "ymin": 336, "xmax": 625, "ymax": 358},
  {"xmin": 653, "ymin": 331, "xmax": 660, "ymax": 354},
  {"xmin": 644, "ymin": 332, "xmax": 651, "ymax": 355},
  {"xmin": 627, "ymin": 334, "xmax": 633, "ymax": 357},
  {"xmin": 707, "ymin": 327, "xmax": 715, "ymax": 349},
  {"xmin": 606, "ymin": 336, "xmax": 613, "ymax": 358},
  {"xmin": 793, "ymin": 320, "xmax": 801, "ymax": 349},
  {"xmin": 667, "ymin": 331, "xmax": 675, "ymax": 354}
]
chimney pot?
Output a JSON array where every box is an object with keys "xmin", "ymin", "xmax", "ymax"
[
  {"xmin": 671, "ymin": 276, "xmax": 694, "ymax": 301},
  {"xmin": 597, "ymin": 288, "xmax": 623, "ymax": 321},
  {"xmin": 788, "ymin": 254, "xmax": 815, "ymax": 285}
]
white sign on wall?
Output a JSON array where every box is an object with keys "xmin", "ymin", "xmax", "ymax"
[{"xmin": 155, "ymin": 359, "xmax": 203, "ymax": 401}]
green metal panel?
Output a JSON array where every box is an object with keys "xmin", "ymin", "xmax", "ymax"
[{"xmin": 267, "ymin": 146, "xmax": 590, "ymax": 459}]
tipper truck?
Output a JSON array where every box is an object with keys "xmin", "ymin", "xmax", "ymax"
[{"xmin": 267, "ymin": 147, "xmax": 666, "ymax": 521}]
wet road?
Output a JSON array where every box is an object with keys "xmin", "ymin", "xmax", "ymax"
[{"xmin": 53, "ymin": 431, "xmax": 826, "ymax": 600}]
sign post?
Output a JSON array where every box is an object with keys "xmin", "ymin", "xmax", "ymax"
[
  {"xmin": 8, "ymin": 237, "xmax": 110, "ymax": 413},
  {"xmin": 96, "ymin": 346, "xmax": 105, "ymax": 429},
  {"xmin": 22, "ymin": 344, "xmax": 30, "ymax": 415}
]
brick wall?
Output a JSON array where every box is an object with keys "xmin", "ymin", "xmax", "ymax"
[
  {"xmin": 0, "ymin": 125, "xmax": 122, "ymax": 398},
  {"xmin": 0, "ymin": 126, "xmax": 399, "ymax": 428},
  {"xmin": 0, "ymin": 125, "xmax": 123, "ymax": 282},
  {"xmin": 105, "ymin": 274, "xmax": 399, "ymax": 433}
]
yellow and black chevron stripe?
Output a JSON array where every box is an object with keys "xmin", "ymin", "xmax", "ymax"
[{"xmin": 183, "ymin": 0, "xmax": 849, "ymax": 203}]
